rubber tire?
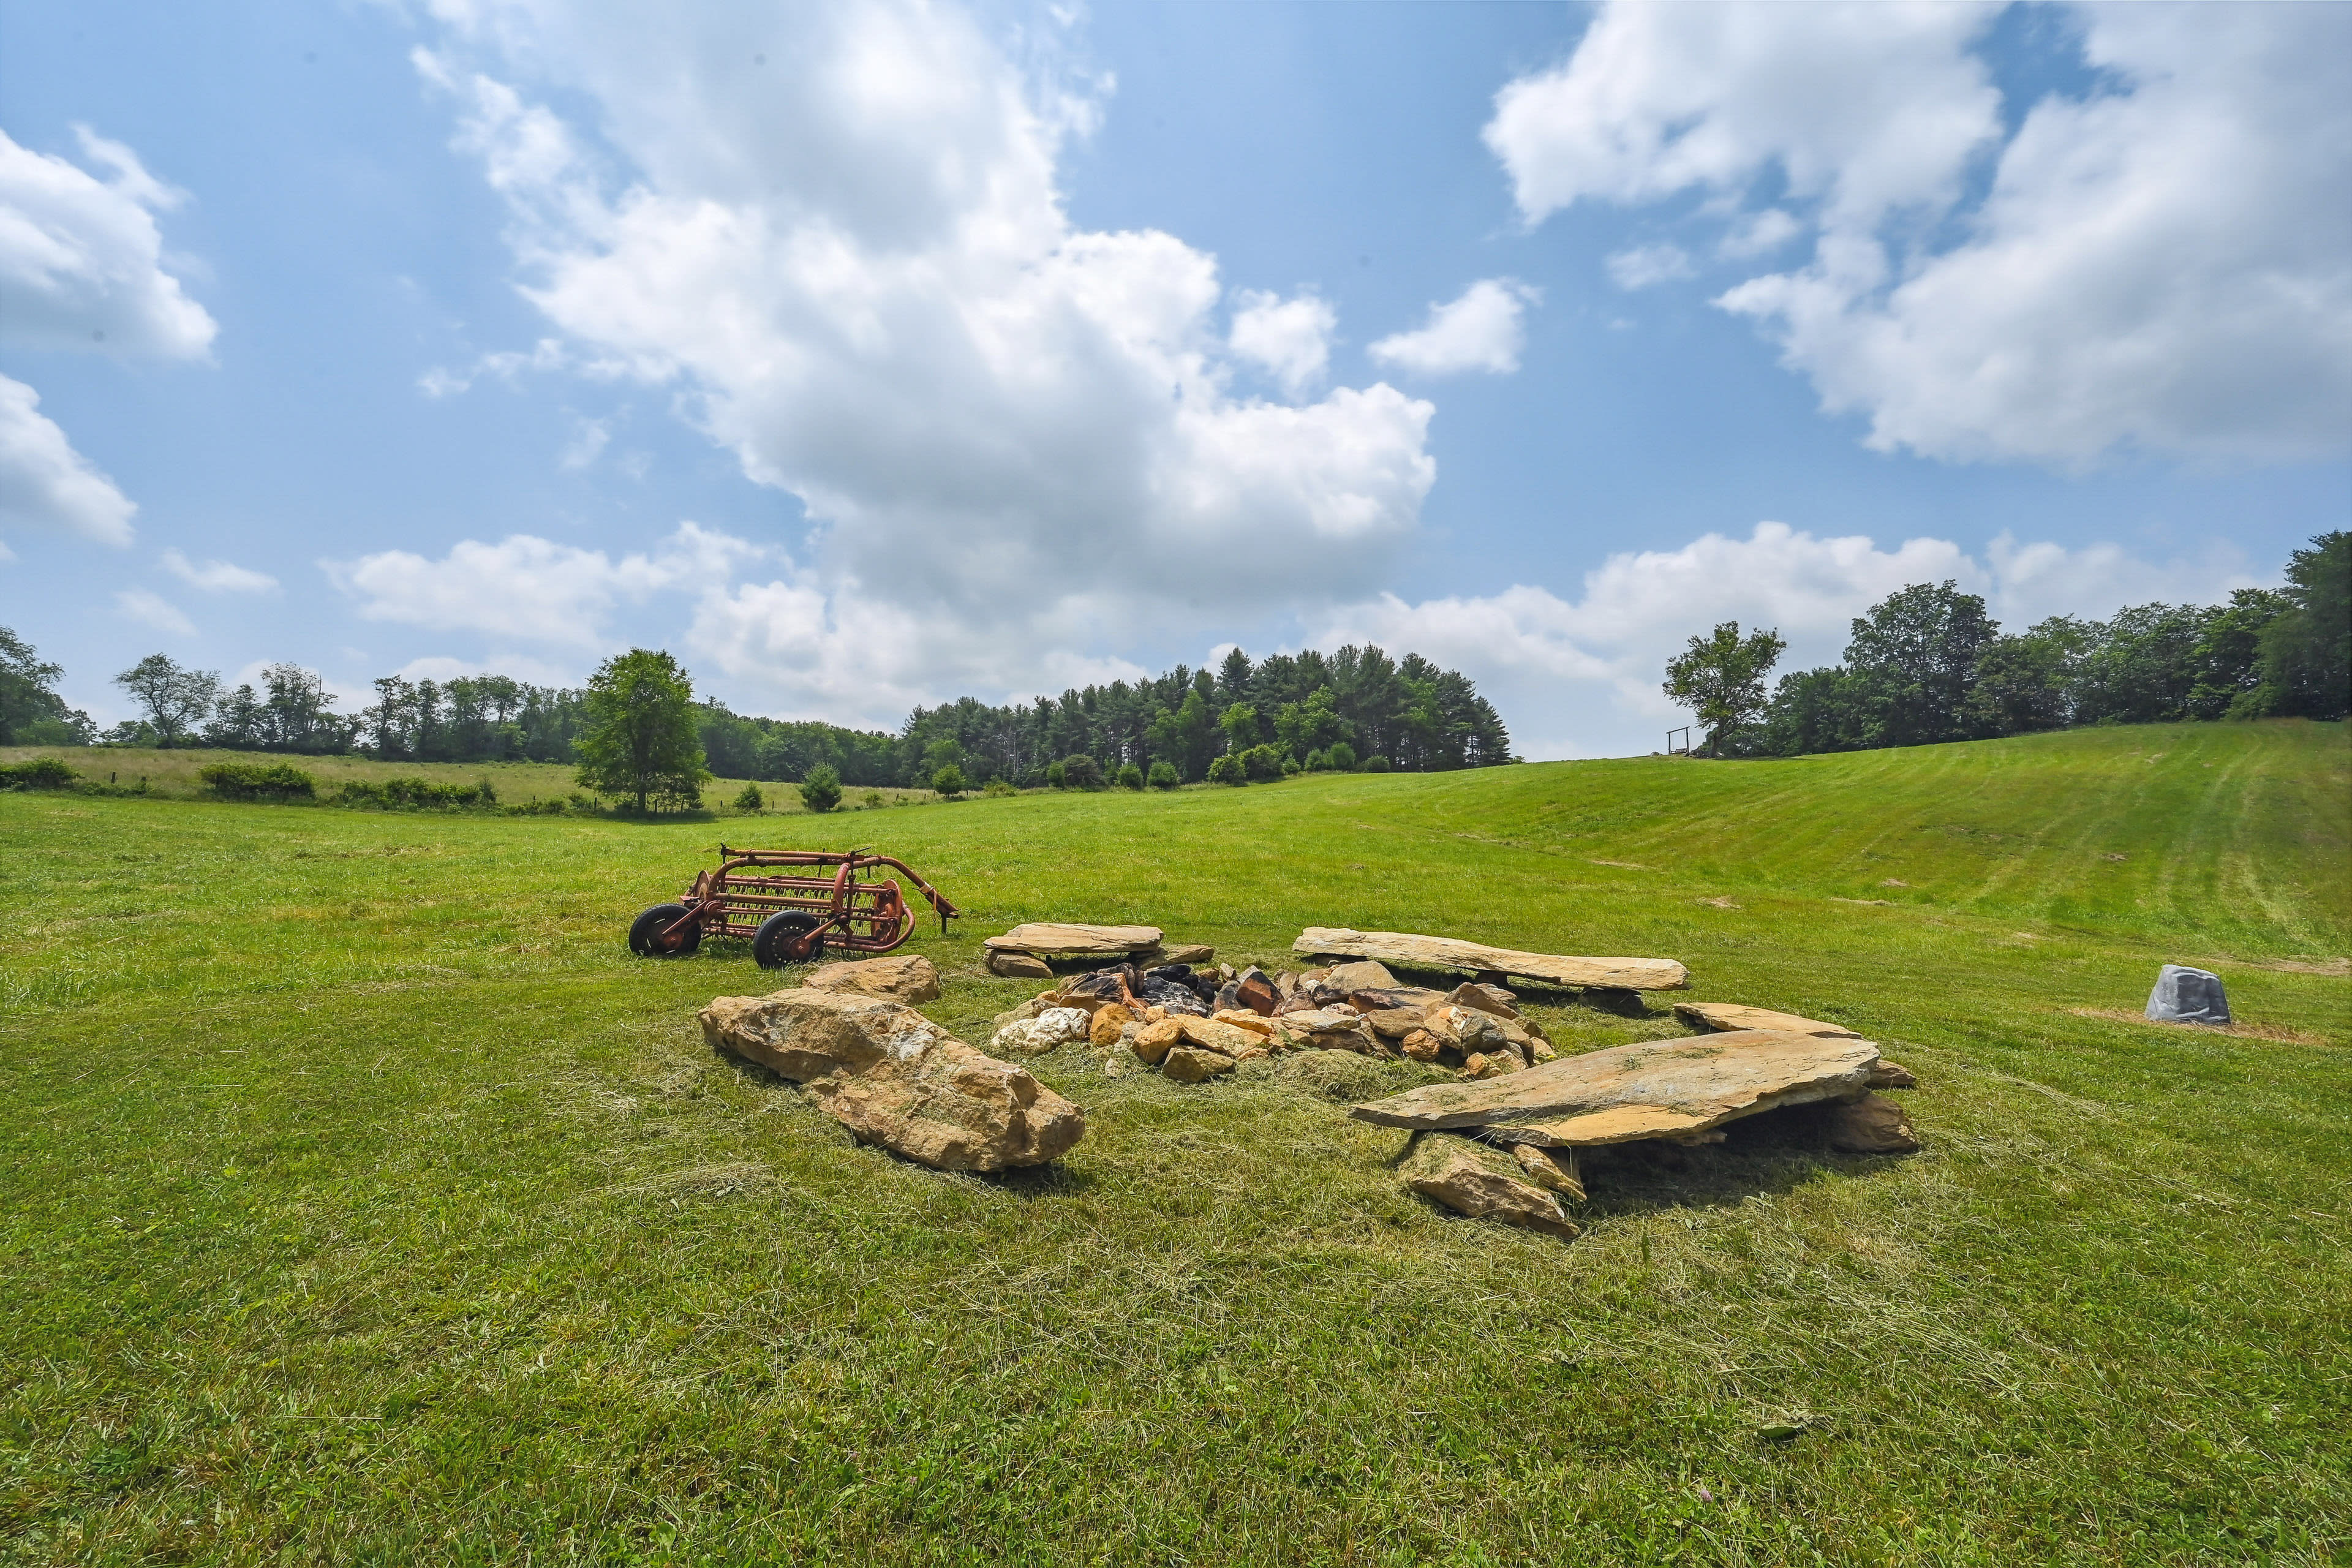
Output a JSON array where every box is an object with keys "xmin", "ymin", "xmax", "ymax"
[
  {"xmin": 629, "ymin": 903, "xmax": 702, "ymax": 958},
  {"xmin": 753, "ymin": 911, "xmax": 826, "ymax": 970}
]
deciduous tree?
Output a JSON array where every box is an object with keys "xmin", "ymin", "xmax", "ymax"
[
  {"xmin": 1662, "ymin": 622, "xmax": 1786, "ymax": 755},
  {"xmin": 575, "ymin": 649, "xmax": 711, "ymax": 812},
  {"xmin": 113, "ymin": 654, "xmax": 221, "ymax": 748}
]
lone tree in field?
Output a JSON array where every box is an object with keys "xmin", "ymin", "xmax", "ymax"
[
  {"xmin": 1664, "ymin": 622, "xmax": 1786, "ymax": 756},
  {"xmin": 575, "ymin": 649, "xmax": 711, "ymax": 812},
  {"xmin": 798, "ymin": 763, "xmax": 842, "ymax": 813},
  {"xmin": 113, "ymin": 654, "xmax": 222, "ymax": 748}
]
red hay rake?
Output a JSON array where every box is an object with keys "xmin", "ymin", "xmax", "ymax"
[{"xmin": 628, "ymin": 846, "xmax": 960, "ymax": 970}]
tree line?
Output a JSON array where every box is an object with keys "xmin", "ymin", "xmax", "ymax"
[
  {"xmin": 695, "ymin": 643, "xmax": 1512, "ymax": 789},
  {"xmin": 1, "ymin": 630, "xmax": 1515, "ymax": 790},
  {"xmin": 1664, "ymin": 531, "xmax": 2350, "ymax": 756}
]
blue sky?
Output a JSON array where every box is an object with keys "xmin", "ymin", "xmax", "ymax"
[{"xmin": 2, "ymin": 0, "xmax": 2345, "ymax": 756}]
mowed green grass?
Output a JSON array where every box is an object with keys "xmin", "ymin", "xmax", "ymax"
[{"xmin": 0, "ymin": 721, "xmax": 2345, "ymax": 1565}]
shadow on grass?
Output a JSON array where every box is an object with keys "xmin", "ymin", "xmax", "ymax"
[{"xmin": 1569, "ymin": 1102, "xmax": 1909, "ymax": 1220}]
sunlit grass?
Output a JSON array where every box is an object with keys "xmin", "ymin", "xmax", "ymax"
[{"xmin": 0, "ymin": 721, "xmax": 2345, "ymax": 1564}]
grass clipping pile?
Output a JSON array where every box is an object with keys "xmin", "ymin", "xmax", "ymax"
[{"xmin": 989, "ymin": 929, "xmax": 1920, "ymax": 1244}]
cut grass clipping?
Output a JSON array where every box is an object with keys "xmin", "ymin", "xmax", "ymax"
[{"xmin": 1, "ymin": 720, "xmax": 2346, "ymax": 1564}]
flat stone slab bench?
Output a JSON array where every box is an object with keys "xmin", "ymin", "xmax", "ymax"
[
  {"xmin": 1672, "ymin": 1001, "xmax": 1860, "ymax": 1038},
  {"xmin": 984, "ymin": 922, "xmax": 1164, "ymax": 959},
  {"xmin": 1349, "ymin": 1030, "xmax": 1878, "ymax": 1147},
  {"xmin": 1294, "ymin": 927, "xmax": 1689, "ymax": 992}
]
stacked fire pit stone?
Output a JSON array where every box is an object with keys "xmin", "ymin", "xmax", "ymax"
[
  {"xmin": 982, "ymin": 922, "xmax": 1921, "ymax": 1245},
  {"xmin": 990, "ymin": 952, "xmax": 1563, "ymax": 1082}
]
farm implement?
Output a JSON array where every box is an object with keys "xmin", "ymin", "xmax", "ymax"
[{"xmin": 628, "ymin": 846, "xmax": 960, "ymax": 968}]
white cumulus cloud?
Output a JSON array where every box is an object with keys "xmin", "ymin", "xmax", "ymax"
[
  {"xmin": 1368, "ymin": 278, "xmax": 1540, "ymax": 377},
  {"xmin": 1485, "ymin": 0, "xmax": 2352, "ymax": 466},
  {"xmin": 1229, "ymin": 290, "xmax": 1336, "ymax": 397},
  {"xmin": 161, "ymin": 548, "xmax": 278, "ymax": 594},
  {"xmin": 1313, "ymin": 521, "xmax": 2263, "ymax": 760},
  {"xmin": 1605, "ymin": 243, "xmax": 1693, "ymax": 290},
  {"xmin": 115, "ymin": 587, "xmax": 196, "ymax": 637},
  {"xmin": 0, "ymin": 126, "xmax": 215, "ymax": 550},
  {"xmin": 0, "ymin": 126, "xmax": 217, "ymax": 358},
  {"xmin": 325, "ymin": 522, "xmax": 764, "ymax": 649},
  {"xmin": 406, "ymin": 0, "xmax": 1436, "ymax": 712},
  {"xmin": 0, "ymin": 374, "xmax": 136, "ymax": 546}
]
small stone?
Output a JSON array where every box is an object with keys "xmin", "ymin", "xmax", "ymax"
[
  {"xmin": 1175, "ymin": 1016, "xmax": 1265, "ymax": 1056},
  {"xmin": 1866, "ymin": 1060, "xmax": 1917, "ymax": 1089},
  {"xmin": 1089, "ymin": 1003, "xmax": 1136, "ymax": 1048},
  {"xmin": 1444, "ymin": 981, "xmax": 1521, "ymax": 1019},
  {"xmin": 1826, "ymin": 1092, "xmax": 1920, "ymax": 1153},
  {"xmin": 803, "ymin": 954, "xmax": 943, "ymax": 1003},
  {"xmin": 1325, "ymin": 959, "xmax": 1398, "ymax": 992},
  {"xmin": 1512, "ymin": 1142, "xmax": 1585, "ymax": 1201},
  {"xmin": 990, "ymin": 993, "xmax": 1057, "ymax": 1031},
  {"xmin": 1145, "ymin": 1005, "xmax": 1167, "ymax": 1023},
  {"xmin": 1401, "ymin": 1029, "xmax": 1441, "ymax": 1062},
  {"xmin": 1235, "ymin": 969, "xmax": 1280, "ymax": 1016},
  {"xmin": 1210, "ymin": 1009, "xmax": 1277, "ymax": 1038},
  {"xmin": 987, "ymin": 1006, "xmax": 1092, "ymax": 1057},
  {"xmin": 1401, "ymin": 1135, "xmax": 1578, "ymax": 1240},
  {"xmin": 1363, "ymin": 1007, "xmax": 1427, "ymax": 1041},
  {"xmin": 986, "ymin": 949, "xmax": 1054, "ymax": 979},
  {"xmin": 1161, "ymin": 943, "xmax": 1215, "ymax": 966},
  {"xmin": 1163, "ymin": 1046, "xmax": 1237, "ymax": 1084},
  {"xmin": 1131, "ymin": 1018, "xmax": 1182, "ymax": 1064}
]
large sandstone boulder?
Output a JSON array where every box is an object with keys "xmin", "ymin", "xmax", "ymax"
[
  {"xmin": 1295, "ymin": 927, "xmax": 1689, "ymax": 991},
  {"xmin": 984, "ymin": 922, "xmax": 1164, "ymax": 959},
  {"xmin": 803, "ymin": 954, "xmax": 942, "ymax": 1004},
  {"xmin": 807, "ymin": 1042, "xmax": 1085, "ymax": 1172},
  {"xmin": 700, "ymin": 989, "xmax": 1084, "ymax": 1171},
  {"xmin": 701, "ymin": 987, "xmax": 944, "ymax": 1081},
  {"xmin": 1401, "ymin": 1136, "xmax": 1579, "ymax": 1240},
  {"xmin": 1350, "ymin": 1030, "xmax": 1879, "ymax": 1147}
]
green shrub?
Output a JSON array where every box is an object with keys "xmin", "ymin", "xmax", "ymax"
[
  {"xmin": 1061, "ymin": 753, "xmax": 1103, "ymax": 789},
  {"xmin": 1303, "ymin": 748, "xmax": 1327, "ymax": 772},
  {"xmin": 1045, "ymin": 760, "xmax": 1067, "ymax": 788},
  {"xmin": 1362, "ymin": 754, "xmax": 1391, "ymax": 772},
  {"xmin": 983, "ymin": 778, "xmax": 1018, "ymax": 797},
  {"xmin": 0, "ymin": 756, "xmax": 77, "ymax": 791},
  {"xmin": 336, "ymin": 776, "xmax": 492, "ymax": 810},
  {"xmin": 1206, "ymin": 754, "xmax": 1244, "ymax": 786},
  {"xmin": 733, "ymin": 783, "xmax": 764, "ymax": 811},
  {"xmin": 1115, "ymin": 761, "xmax": 1145, "ymax": 790},
  {"xmin": 1147, "ymin": 760, "xmax": 1178, "ymax": 790},
  {"xmin": 932, "ymin": 764, "xmax": 968, "ymax": 798},
  {"xmin": 199, "ymin": 761, "xmax": 317, "ymax": 802},
  {"xmin": 799, "ymin": 764, "xmax": 843, "ymax": 813},
  {"xmin": 862, "ymin": 790, "xmax": 885, "ymax": 809},
  {"xmin": 1240, "ymin": 744, "xmax": 1286, "ymax": 782},
  {"xmin": 1325, "ymin": 741, "xmax": 1357, "ymax": 771}
]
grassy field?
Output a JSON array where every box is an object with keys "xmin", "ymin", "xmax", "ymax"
[
  {"xmin": 1, "ymin": 720, "xmax": 2345, "ymax": 1564},
  {"xmin": 0, "ymin": 745, "xmax": 938, "ymax": 812}
]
